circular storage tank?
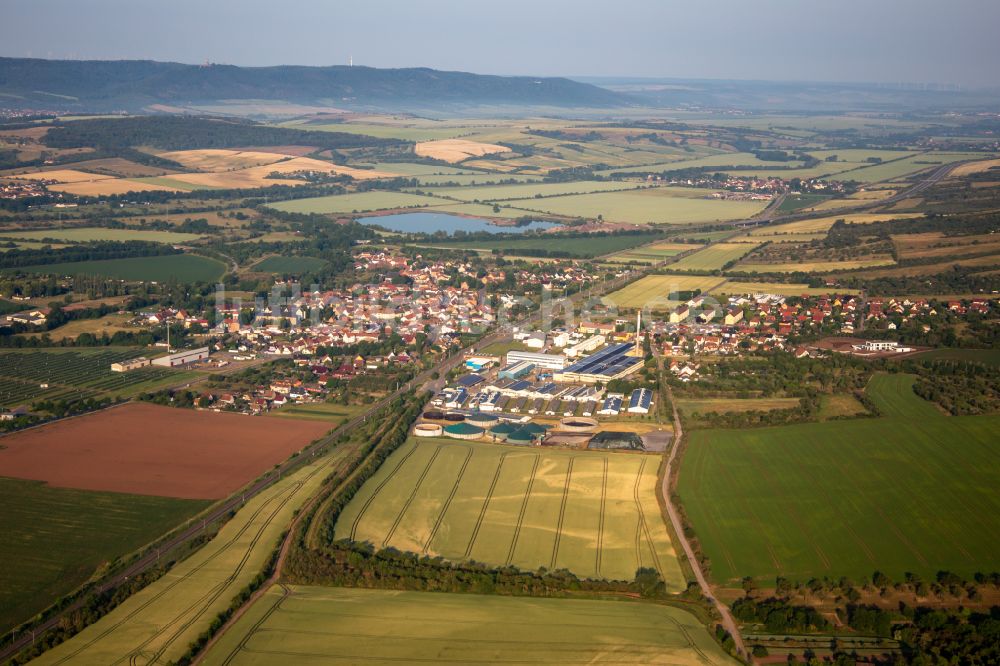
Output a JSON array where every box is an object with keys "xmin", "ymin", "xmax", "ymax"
[
  {"xmin": 519, "ymin": 422, "xmax": 549, "ymax": 436},
  {"xmin": 443, "ymin": 412, "xmax": 465, "ymax": 422},
  {"xmin": 422, "ymin": 410, "xmax": 445, "ymax": 420},
  {"xmin": 466, "ymin": 412, "xmax": 499, "ymax": 427},
  {"xmin": 488, "ymin": 422, "xmax": 516, "ymax": 442},
  {"xmin": 505, "ymin": 429, "xmax": 536, "ymax": 446},
  {"xmin": 443, "ymin": 422, "xmax": 485, "ymax": 440},
  {"xmin": 414, "ymin": 423, "xmax": 443, "ymax": 437},
  {"xmin": 559, "ymin": 417, "xmax": 598, "ymax": 433}
]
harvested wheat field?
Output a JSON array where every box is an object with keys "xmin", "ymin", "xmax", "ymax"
[
  {"xmin": 158, "ymin": 149, "xmax": 290, "ymax": 171},
  {"xmin": 949, "ymin": 158, "xmax": 1000, "ymax": 178},
  {"xmin": 47, "ymin": 179, "xmax": 181, "ymax": 196},
  {"xmin": 0, "ymin": 403, "xmax": 331, "ymax": 499},
  {"xmin": 748, "ymin": 212, "xmax": 922, "ymax": 236},
  {"xmin": 11, "ymin": 169, "xmax": 114, "ymax": 184},
  {"xmin": 163, "ymin": 156, "xmax": 395, "ymax": 189},
  {"xmin": 414, "ymin": 138, "xmax": 511, "ymax": 162}
]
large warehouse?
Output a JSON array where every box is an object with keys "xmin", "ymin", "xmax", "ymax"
[
  {"xmin": 505, "ymin": 351, "xmax": 567, "ymax": 370},
  {"xmin": 554, "ymin": 343, "xmax": 643, "ymax": 384}
]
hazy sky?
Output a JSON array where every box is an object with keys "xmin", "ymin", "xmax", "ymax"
[{"xmin": 2, "ymin": 0, "xmax": 999, "ymax": 87}]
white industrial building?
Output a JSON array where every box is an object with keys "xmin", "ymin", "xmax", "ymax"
[
  {"xmin": 505, "ymin": 350, "xmax": 567, "ymax": 370},
  {"xmin": 152, "ymin": 347, "xmax": 210, "ymax": 368},
  {"xmin": 564, "ymin": 334, "xmax": 606, "ymax": 358}
]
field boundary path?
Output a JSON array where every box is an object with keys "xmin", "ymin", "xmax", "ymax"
[{"xmin": 662, "ymin": 385, "xmax": 747, "ymax": 660}]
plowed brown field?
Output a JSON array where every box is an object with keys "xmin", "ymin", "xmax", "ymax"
[{"xmin": 0, "ymin": 403, "xmax": 330, "ymax": 499}]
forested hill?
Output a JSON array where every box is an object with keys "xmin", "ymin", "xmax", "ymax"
[{"xmin": 0, "ymin": 58, "xmax": 629, "ymax": 111}]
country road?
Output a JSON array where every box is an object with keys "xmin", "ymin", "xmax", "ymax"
[{"xmin": 662, "ymin": 386, "xmax": 747, "ymax": 660}]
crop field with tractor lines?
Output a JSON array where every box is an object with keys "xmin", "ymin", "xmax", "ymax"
[
  {"xmin": 335, "ymin": 437, "xmax": 685, "ymax": 587},
  {"xmin": 200, "ymin": 586, "xmax": 734, "ymax": 666},
  {"xmin": 29, "ymin": 443, "xmax": 354, "ymax": 666}
]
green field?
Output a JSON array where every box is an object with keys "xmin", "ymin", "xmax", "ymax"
[
  {"xmin": 266, "ymin": 401, "xmax": 363, "ymax": 424},
  {"xmin": 418, "ymin": 233, "xmax": 663, "ymax": 258},
  {"xmin": 595, "ymin": 151, "xmax": 803, "ymax": 176},
  {"xmin": 711, "ymin": 281, "xmax": 859, "ymax": 297},
  {"xmin": 0, "ymin": 227, "xmax": 205, "ymax": 243},
  {"xmin": 267, "ymin": 191, "xmax": 438, "ymax": 215},
  {"xmin": 335, "ymin": 437, "xmax": 685, "ymax": 586},
  {"xmin": 251, "ymin": 255, "xmax": 328, "ymax": 273},
  {"xmin": 736, "ymin": 257, "xmax": 896, "ymax": 273},
  {"xmin": 361, "ymin": 162, "xmax": 483, "ymax": 176},
  {"xmin": 607, "ymin": 274, "xmax": 728, "ymax": 309},
  {"xmin": 0, "ymin": 348, "xmax": 185, "ymax": 407},
  {"xmin": 32, "ymin": 440, "xmax": 353, "ymax": 665},
  {"xmin": 912, "ymin": 348, "xmax": 1000, "ymax": 367},
  {"xmin": 414, "ymin": 173, "xmax": 541, "ymax": 186},
  {"xmin": 835, "ymin": 152, "xmax": 984, "ymax": 183},
  {"xmin": 677, "ymin": 397, "xmax": 801, "ymax": 415},
  {"xmin": 678, "ymin": 374, "xmax": 1000, "ymax": 586},
  {"xmin": 11, "ymin": 253, "xmax": 226, "ymax": 281},
  {"xmin": 422, "ymin": 180, "xmax": 641, "ymax": 202},
  {"xmin": 607, "ymin": 242, "xmax": 699, "ymax": 264},
  {"xmin": 776, "ymin": 193, "xmax": 830, "ymax": 212},
  {"xmin": 668, "ymin": 242, "xmax": 761, "ymax": 272},
  {"xmin": 503, "ymin": 188, "xmax": 769, "ymax": 225},
  {"xmin": 282, "ymin": 122, "xmax": 469, "ymax": 142},
  {"xmin": 202, "ymin": 585, "xmax": 734, "ymax": 666},
  {"xmin": 0, "ymin": 478, "xmax": 208, "ymax": 633}
]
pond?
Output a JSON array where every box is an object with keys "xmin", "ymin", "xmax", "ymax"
[{"xmin": 357, "ymin": 212, "xmax": 557, "ymax": 235}]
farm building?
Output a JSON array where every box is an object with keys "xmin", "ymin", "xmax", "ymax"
[
  {"xmin": 444, "ymin": 389, "xmax": 468, "ymax": 409},
  {"xmin": 152, "ymin": 346, "xmax": 209, "ymax": 367},
  {"xmin": 628, "ymin": 388, "xmax": 653, "ymax": 414},
  {"xmin": 111, "ymin": 357, "xmax": 150, "ymax": 372},
  {"xmin": 598, "ymin": 394, "xmax": 623, "ymax": 416}
]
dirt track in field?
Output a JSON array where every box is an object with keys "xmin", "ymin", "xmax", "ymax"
[{"xmin": 0, "ymin": 403, "xmax": 331, "ymax": 499}]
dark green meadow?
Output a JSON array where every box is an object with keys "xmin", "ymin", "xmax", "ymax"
[
  {"xmin": 0, "ymin": 478, "xmax": 208, "ymax": 633},
  {"xmin": 416, "ymin": 232, "xmax": 663, "ymax": 258},
  {"xmin": 678, "ymin": 374, "xmax": 1000, "ymax": 586}
]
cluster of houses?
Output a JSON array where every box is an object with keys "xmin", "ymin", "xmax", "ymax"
[
  {"xmin": 213, "ymin": 280, "xmax": 497, "ymax": 354},
  {"xmin": 0, "ymin": 179, "xmax": 51, "ymax": 200},
  {"xmin": 193, "ymin": 354, "xmax": 376, "ymax": 415},
  {"xmin": 652, "ymin": 293, "xmax": 863, "ymax": 357},
  {"xmin": 643, "ymin": 172, "xmax": 853, "ymax": 198},
  {"xmin": 866, "ymin": 297, "xmax": 995, "ymax": 330}
]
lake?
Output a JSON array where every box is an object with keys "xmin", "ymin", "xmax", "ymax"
[{"xmin": 357, "ymin": 212, "xmax": 557, "ymax": 235}]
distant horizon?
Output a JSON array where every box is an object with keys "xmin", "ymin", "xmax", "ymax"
[
  {"xmin": 2, "ymin": 0, "xmax": 998, "ymax": 87},
  {"xmin": 2, "ymin": 54, "xmax": 994, "ymax": 93}
]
